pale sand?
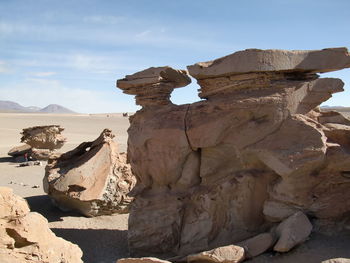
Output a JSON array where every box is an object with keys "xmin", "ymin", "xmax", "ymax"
[{"xmin": 0, "ymin": 113, "xmax": 349, "ymax": 263}]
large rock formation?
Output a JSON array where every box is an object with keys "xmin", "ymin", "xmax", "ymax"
[
  {"xmin": 116, "ymin": 48, "xmax": 350, "ymax": 257},
  {"xmin": 44, "ymin": 129, "xmax": 136, "ymax": 217},
  {"xmin": 0, "ymin": 187, "xmax": 83, "ymax": 263}
]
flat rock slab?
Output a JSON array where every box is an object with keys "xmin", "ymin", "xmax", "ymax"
[{"xmin": 188, "ymin": 47, "xmax": 350, "ymax": 79}]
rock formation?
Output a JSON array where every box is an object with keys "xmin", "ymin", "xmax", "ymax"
[
  {"xmin": 116, "ymin": 47, "xmax": 350, "ymax": 257},
  {"xmin": 0, "ymin": 187, "xmax": 83, "ymax": 262},
  {"xmin": 44, "ymin": 129, "xmax": 136, "ymax": 217},
  {"xmin": 8, "ymin": 125, "xmax": 66, "ymax": 162}
]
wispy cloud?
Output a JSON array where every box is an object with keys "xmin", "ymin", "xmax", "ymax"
[
  {"xmin": 29, "ymin": 71, "xmax": 56, "ymax": 77},
  {"xmin": 0, "ymin": 61, "xmax": 12, "ymax": 74},
  {"xmin": 83, "ymin": 15, "xmax": 124, "ymax": 24}
]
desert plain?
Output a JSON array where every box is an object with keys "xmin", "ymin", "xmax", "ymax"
[{"xmin": 1, "ymin": 112, "xmax": 350, "ymax": 263}]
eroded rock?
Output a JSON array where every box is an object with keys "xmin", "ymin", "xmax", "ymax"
[
  {"xmin": 117, "ymin": 67, "xmax": 191, "ymax": 107},
  {"xmin": 44, "ymin": 129, "xmax": 136, "ymax": 216},
  {"xmin": 117, "ymin": 47, "xmax": 350, "ymax": 257},
  {"xmin": 21, "ymin": 125, "xmax": 66, "ymax": 150},
  {"xmin": 0, "ymin": 187, "xmax": 83, "ymax": 263},
  {"xmin": 273, "ymin": 211, "xmax": 312, "ymax": 252},
  {"xmin": 187, "ymin": 245, "xmax": 245, "ymax": 263},
  {"xmin": 117, "ymin": 257, "xmax": 171, "ymax": 263},
  {"xmin": 237, "ymin": 233, "xmax": 276, "ymax": 258}
]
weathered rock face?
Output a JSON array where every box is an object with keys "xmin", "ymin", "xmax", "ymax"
[
  {"xmin": 21, "ymin": 125, "xmax": 66, "ymax": 150},
  {"xmin": 116, "ymin": 48, "xmax": 350, "ymax": 257},
  {"xmin": 44, "ymin": 129, "xmax": 136, "ymax": 217},
  {"xmin": 117, "ymin": 67, "xmax": 191, "ymax": 107},
  {"xmin": 0, "ymin": 187, "xmax": 83, "ymax": 263}
]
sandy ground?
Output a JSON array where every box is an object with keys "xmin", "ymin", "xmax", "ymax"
[{"xmin": 0, "ymin": 112, "xmax": 350, "ymax": 263}]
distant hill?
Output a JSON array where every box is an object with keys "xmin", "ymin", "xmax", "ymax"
[
  {"xmin": 0, "ymin": 100, "xmax": 76, "ymax": 113},
  {"xmin": 39, "ymin": 104, "xmax": 75, "ymax": 113},
  {"xmin": 321, "ymin": 105, "xmax": 350, "ymax": 112}
]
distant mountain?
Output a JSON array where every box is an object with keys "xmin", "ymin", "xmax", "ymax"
[
  {"xmin": 321, "ymin": 105, "xmax": 350, "ymax": 112},
  {"xmin": 39, "ymin": 104, "xmax": 75, "ymax": 113},
  {"xmin": 0, "ymin": 100, "xmax": 76, "ymax": 113}
]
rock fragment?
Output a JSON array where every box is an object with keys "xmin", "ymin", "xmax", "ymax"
[
  {"xmin": 273, "ymin": 212, "xmax": 312, "ymax": 252},
  {"xmin": 117, "ymin": 257, "xmax": 171, "ymax": 263},
  {"xmin": 44, "ymin": 129, "xmax": 136, "ymax": 216},
  {"xmin": 187, "ymin": 245, "xmax": 245, "ymax": 263},
  {"xmin": 237, "ymin": 233, "xmax": 275, "ymax": 258},
  {"xmin": 0, "ymin": 187, "xmax": 83, "ymax": 263}
]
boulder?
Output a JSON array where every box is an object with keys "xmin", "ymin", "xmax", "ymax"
[
  {"xmin": 273, "ymin": 211, "xmax": 312, "ymax": 252},
  {"xmin": 0, "ymin": 187, "xmax": 83, "ymax": 263},
  {"xmin": 322, "ymin": 259, "xmax": 350, "ymax": 263},
  {"xmin": 187, "ymin": 245, "xmax": 245, "ymax": 263},
  {"xmin": 7, "ymin": 144, "xmax": 31, "ymax": 157},
  {"xmin": 116, "ymin": 47, "xmax": 350, "ymax": 257},
  {"xmin": 237, "ymin": 233, "xmax": 276, "ymax": 258},
  {"xmin": 44, "ymin": 129, "xmax": 136, "ymax": 216},
  {"xmin": 20, "ymin": 125, "xmax": 66, "ymax": 150}
]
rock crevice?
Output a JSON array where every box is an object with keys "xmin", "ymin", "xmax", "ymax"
[{"xmin": 116, "ymin": 47, "xmax": 350, "ymax": 257}]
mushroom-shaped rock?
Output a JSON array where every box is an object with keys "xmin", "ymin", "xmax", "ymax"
[
  {"xmin": 117, "ymin": 66, "xmax": 191, "ymax": 107},
  {"xmin": 44, "ymin": 129, "xmax": 136, "ymax": 217},
  {"xmin": 20, "ymin": 125, "xmax": 66, "ymax": 150},
  {"xmin": 0, "ymin": 187, "xmax": 83, "ymax": 263}
]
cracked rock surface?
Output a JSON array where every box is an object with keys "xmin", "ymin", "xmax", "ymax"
[
  {"xmin": 116, "ymin": 48, "xmax": 350, "ymax": 257},
  {"xmin": 0, "ymin": 187, "xmax": 83, "ymax": 263},
  {"xmin": 44, "ymin": 129, "xmax": 136, "ymax": 217}
]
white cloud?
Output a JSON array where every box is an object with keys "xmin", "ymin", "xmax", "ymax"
[
  {"xmin": 83, "ymin": 15, "xmax": 124, "ymax": 24},
  {"xmin": 0, "ymin": 61, "xmax": 12, "ymax": 74},
  {"xmin": 29, "ymin": 71, "xmax": 56, "ymax": 77}
]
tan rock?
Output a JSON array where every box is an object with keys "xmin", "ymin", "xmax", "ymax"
[
  {"xmin": 7, "ymin": 144, "xmax": 31, "ymax": 157},
  {"xmin": 117, "ymin": 257, "xmax": 171, "ymax": 263},
  {"xmin": 318, "ymin": 110, "xmax": 350, "ymax": 125},
  {"xmin": 44, "ymin": 129, "xmax": 136, "ymax": 216},
  {"xmin": 273, "ymin": 211, "xmax": 312, "ymax": 252},
  {"xmin": 0, "ymin": 187, "xmax": 83, "ymax": 263},
  {"xmin": 187, "ymin": 47, "xmax": 350, "ymax": 79},
  {"xmin": 117, "ymin": 66, "xmax": 191, "ymax": 107},
  {"xmin": 21, "ymin": 125, "xmax": 66, "ymax": 150},
  {"xmin": 187, "ymin": 245, "xmax": 245, "ymax": 263},
  {"xmin": 117, "ymin": 48, "xmax": 350, "ymax": 257},
  {"xmin": 322, "ymin": 259, "xmax": 350, "ymax": 263},
  {"xmin": 0, "ymin": 187, "xmax": 30, "ymax": 219},
  {"xmin": 237, "ymin": 233, "xmax": 276, "ymax": 258}
]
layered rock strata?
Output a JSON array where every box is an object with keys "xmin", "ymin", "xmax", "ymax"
[
  {"xmin": 0, "ymin": 187, "xmax": 83, "ymax": 263},
  {"xmin": 117, "ymin": 67, "xmax": 191, "ymax": 107},
  {"xmin": 116, "ymin": 48, "xmax": 350, "ymax": 257},
  {"xmin": 21, "ymin": 125, "xmax": 66, "ymax": 150},
  {"xmin": 44, "ymin": 129, "xmax": 136, "ymax": 217}
]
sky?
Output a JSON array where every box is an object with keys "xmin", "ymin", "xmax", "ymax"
[{"xmin": 1, "ymin": 0, "xmax": 350, "ymax": 113}]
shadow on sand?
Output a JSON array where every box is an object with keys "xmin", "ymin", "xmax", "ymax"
[
  {"xmin": 51, "ymin": 228, "xmax": 129, "ymax": 263},
  {"xmin": 25, "ymin": 195, "xmax": 81, "ymax": 222},
  {"xmin": 0, "ymin": 156, "xmax": 15, "ymax": 163}
]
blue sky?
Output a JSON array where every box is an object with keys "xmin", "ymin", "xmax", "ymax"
[{"xmin": 1, "ymin": 0, "xmax": 350, "ymax": 113}]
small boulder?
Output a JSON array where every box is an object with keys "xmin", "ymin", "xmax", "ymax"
[
  {"xmin": 187, "ymin": 245, "xmax": 245, "ymax": 263},
  {"xmin": 237, "ymin": 232, "xmax": 276, "ymax": 258},
  {"xmin": 322, "ymin": 259, "xmax": 350, "ymax": 263},
  {"xmin": 273, "ymin": 211, "xmax": 312, "ymax": 252},
  {"xmin": 7, "ymin": 144, "xmax": 31, "ymax": 157}
]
